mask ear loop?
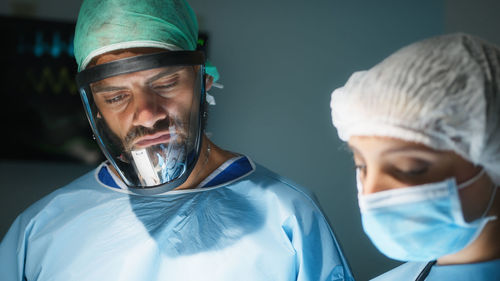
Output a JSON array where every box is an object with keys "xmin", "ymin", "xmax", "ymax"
[
  {"xmin": 480, "ymin": 183, "xmax": 498, "ymax": 219},
  {"xmin": 457, "ymin": 168, "xmax": 498, "ymax": 220},
  {"xmin": 457, "ymin": 169, "xmax": 486, "ymax": 189}
]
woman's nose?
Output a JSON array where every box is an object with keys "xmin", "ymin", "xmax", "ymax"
[{"xmin": 360, "ymin": 170, "xmax": 397, "ymax": 195}]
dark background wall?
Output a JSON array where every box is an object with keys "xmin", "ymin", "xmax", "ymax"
[{"xmin": 1, "ymin": 0, "xmax": 499, "ymax": 280}]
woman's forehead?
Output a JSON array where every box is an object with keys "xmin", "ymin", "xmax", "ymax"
[
  {"xmin": 348, "ymin": 136, "xmax": 431, "ymax": 150},
  {"xmin": 348, "ymin": 136, "xmax": 447, "ymax": 159}
]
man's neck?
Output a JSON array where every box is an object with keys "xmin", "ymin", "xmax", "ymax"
[
  {"xmin": 106, "ymin": 134, "xmax": 236, "ymax": 190},
  {"xmin": 174, "ymin": 135, "xmax": 237, "ymax": 190}
]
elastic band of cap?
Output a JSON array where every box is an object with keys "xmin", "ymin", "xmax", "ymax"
[{"xmin": 80, "ymin": 40, "xmax": 182, "ymax": 71}]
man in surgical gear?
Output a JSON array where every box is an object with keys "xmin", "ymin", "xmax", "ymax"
[
  {"xmin": 0, "ymin": 0, "xmax": 353, "ymax": 280},
  {"xmin": 330, "ymin": 33, "xmax": 500, "ymax": 280}
]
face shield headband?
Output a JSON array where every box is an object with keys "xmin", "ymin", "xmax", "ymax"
[{"xmin": 76, "ymin": 51, "xmax": 206, "ymax": 194}]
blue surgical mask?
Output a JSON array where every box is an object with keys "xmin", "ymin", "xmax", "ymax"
[{"xmin": 357, "ymin": 169, "xmax": 498, "ymax": 261}]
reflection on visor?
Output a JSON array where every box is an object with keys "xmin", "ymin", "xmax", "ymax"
[
  {"xmin": 76, "ymin": 51, "xmax": 206, "ymax": 191},
  {"xmin": 130, "ymin": 126, "xmax": 187, "ymax": 186}
]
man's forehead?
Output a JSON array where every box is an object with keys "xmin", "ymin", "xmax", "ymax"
[
  {"xmin": 89, "ymin": 47, "xmax": 170, "ymax": 68},
  {"xmin": 91, "ymin": 66, "xmax": 186, "ymax": 90}
]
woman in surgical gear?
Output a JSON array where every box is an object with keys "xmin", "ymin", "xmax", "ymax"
[{"xmin": 330, "ymin": 33, "xmax": 500, "ymax": 280}]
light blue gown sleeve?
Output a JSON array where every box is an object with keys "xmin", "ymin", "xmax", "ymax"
[
  {"xmin": 371, "ymin": 259, "xmax": 500, "ymax": 281},
  {"xmin": 0, "ymin": 187, "xmax": 54, "ymax": 281},
  {"xmin": 278, "ymin": 182, "xmax": 354, "ymax": 281},
  {"xmin": 0, "ymin": 216, "xmax": 28, "ymax": 281}
]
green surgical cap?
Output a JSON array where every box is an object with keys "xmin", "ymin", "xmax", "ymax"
[{"xmin": 74, "ymin": 0, "xmax": 219, "ymax": 81}]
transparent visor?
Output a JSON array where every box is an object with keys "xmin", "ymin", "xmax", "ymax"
[{"xmin": 76, "ymin": 51, "xmax": 205, "ymax": 191}]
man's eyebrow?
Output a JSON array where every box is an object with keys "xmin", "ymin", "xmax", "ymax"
[
  {"xmin": 91, "ymin": 66, "xmax": 185, "ymax": 94},
  {"xmin": 146, "ymin": 66, "xmax": 183, "ymax": 84},
  {"xmin": 91, "ymin": 85, "xmax": 128, "ymax": 94}
]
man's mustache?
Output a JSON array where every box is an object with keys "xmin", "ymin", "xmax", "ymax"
[{"xmin": 124, "ymin": 117, "xmax": 184, "ymax": 150}]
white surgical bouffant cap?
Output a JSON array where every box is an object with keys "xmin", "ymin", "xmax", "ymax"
[{"xmin": 330, "ymin": 33, "xmax": 500, "ymax": 184}]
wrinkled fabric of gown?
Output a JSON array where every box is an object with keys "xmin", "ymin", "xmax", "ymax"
[
  {"xmin": 0, "ymin": 156, "xmax": 354, "ymax": 281},
  {"xmin": 371, "ymin": 259, "xmax": 500, "ymax": 280}
]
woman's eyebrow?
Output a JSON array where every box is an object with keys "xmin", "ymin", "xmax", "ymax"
[
  {"xmin": 381, "ymin": 147, "xmax": 440, "ymax": 157},
  {"xmin": 347, "ymin": 145, "xmax": 359, "ymax": 154},
  {"xmin": 348, "ymin": 145, "xmax": 364, "ymax": 161}
]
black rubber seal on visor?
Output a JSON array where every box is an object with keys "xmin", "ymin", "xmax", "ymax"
[{"xmin": 76, "ymin": 50, "xmax": 205, "ymax": 88}]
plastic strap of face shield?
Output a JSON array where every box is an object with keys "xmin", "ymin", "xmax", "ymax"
[{"xmin": 76, "ymin": 51, "xmax": 205, "ymax": 86}]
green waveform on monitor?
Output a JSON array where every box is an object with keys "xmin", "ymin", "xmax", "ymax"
[{"xmin": 25, "ymin": 66, "xmax": 77, "ymax": 95}]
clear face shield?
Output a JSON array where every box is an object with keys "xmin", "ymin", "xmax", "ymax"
[{"xmin": 76, "ymin": 51, "xmax": 206, "ymax": 193}]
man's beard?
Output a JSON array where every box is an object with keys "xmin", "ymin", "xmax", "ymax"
[
  {"xmin": 91, "ymin": 96, "xmax": 205, "ymax": 187},
  {"xmin": 95, "ymin": 113, "xmax": 193, "ymax": 164}
]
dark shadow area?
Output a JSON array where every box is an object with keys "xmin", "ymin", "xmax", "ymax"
[
  {"xmin": 129, "ymin": 186, "xmax": 264, "ymax": 256},
  {"xmin": 0, "ymin": 16, "xmax": 103, "ymax": 165}
]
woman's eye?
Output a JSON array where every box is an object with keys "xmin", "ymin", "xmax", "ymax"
[
  {"xmin": 390, "ymin": 157, "xmax": 432, "ymax": 177},
  {"xmin": 401, "ymin": 166, "xmax": 429, "ymax": 175},
  {"xmin": 393, "ymin": 162, "xmax": 430, "ymax": 177}
]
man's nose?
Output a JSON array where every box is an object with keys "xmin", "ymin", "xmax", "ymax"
[{"xmin": 132, "ymin": 90, "xmax": 167, "ymax": 128}]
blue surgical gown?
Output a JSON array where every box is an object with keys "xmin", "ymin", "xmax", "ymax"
[
  {"xmin": 371, "ymin": 259, "xmax": 500, "ymax": 280},
  {"xmin": 0, "ymin": 156, "xmax": 353, "ymax": 281}
]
